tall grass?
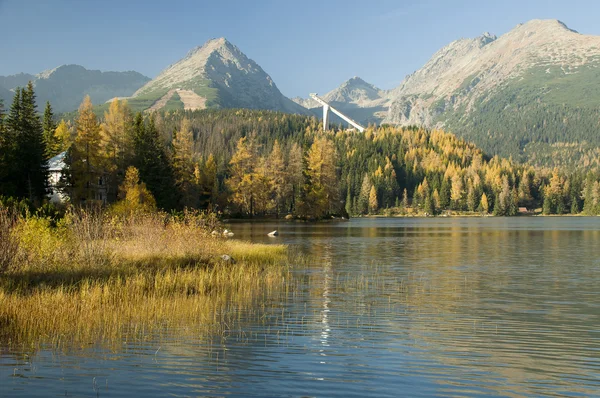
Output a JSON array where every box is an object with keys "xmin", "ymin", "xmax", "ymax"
[
  {"xmin": 0, "ymin": 209, "xmax": 289, "ymax": 349},
  {"xmin": 0, "ymin": 209, "xmax": 19, "ymax": 275}
]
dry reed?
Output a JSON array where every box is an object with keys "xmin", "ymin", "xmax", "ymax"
[{"xmin": 0, "ymin": 210, "xmax": 290, "ymax": 350}]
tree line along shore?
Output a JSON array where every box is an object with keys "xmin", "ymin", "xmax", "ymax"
[{"xmin": 1, "ymin": 83, "xmax": 600, "ymax": 220}]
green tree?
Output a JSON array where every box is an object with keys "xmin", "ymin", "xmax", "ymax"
[
  {"xmin": 6, "ymin": 83, "xmax": 48, "ymax": 203},
  {"xmin": 132, "ymin": 113, "xmax": 178, "ymax": 210},
  {"xmin": 42, "ymin": 101, "xmax": 60, "ymax": 159}
]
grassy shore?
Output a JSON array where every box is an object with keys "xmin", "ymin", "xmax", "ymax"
[{"xmin": 0, "ymin": 209, "xmax": 290, "ymax": 350}]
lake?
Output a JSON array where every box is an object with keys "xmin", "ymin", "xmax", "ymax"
[{"xmin": 2, "ymin": 217, "xmax": 600, "ymax": 397}]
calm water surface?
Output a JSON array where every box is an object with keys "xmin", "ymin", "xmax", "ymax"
[{"xmin": 2, "ymin": 217, "xmax": 600, "ymax": 397}]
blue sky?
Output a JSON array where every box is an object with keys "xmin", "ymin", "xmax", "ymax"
[{"xmin": 1, "ymin": 0, "xmax": 599, "ymax": 97}]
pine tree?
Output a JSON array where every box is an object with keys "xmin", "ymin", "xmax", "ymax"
[
  {"xmin": 42, "ymin": 101, "xmax": 60, "ymax": 159},
  {"xmin": 132, "ymin": 113, "xmax": 177, "ymax": 210},
  {"xmin": 0, "ymin": 98, "xmax": 14, "ymax": 196},
  {"xmin": 543, "ymin": 195, "xmax": 553, "ymax": 215},
  {"xmin": 12, "ymin": 83, "xmax": 48, "ymax": 203},
  {"xmin": 439, "ymin": 177, "xmax": 451, "ymax": 210},
  {"xmin": 402, "ymin": 188, "xmax": 409, "ymax": 212},
  {"xmin": 424, "ymin": 192, "xmax": 435, "ymax": 215},
  {"xmin": 345, "ymin": 184, "xmax": 352, "ymax": 216},
  {"xmin": 202, "ymin": 153, "xmax": 218, "ymax": 209}
]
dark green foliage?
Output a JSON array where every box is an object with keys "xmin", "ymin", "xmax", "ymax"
[
  {"xmin": 42, "ymin": 101, "xmax": 59, "ymax": 158},
  {"xmin": 1, "ymin": 83, "xmax": 48, "ymax": 203},
  {"xmin": 132, "ymin": 113, "xmax": 178, "ymax": 209},
  {"xmin": 443, "ymin": 65, "xmax": 600, "ymax": 168}
]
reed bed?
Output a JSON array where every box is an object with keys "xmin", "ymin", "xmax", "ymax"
[{"xmin": 0, "ymin": 210, "xmax": 290, "ymax": 350}]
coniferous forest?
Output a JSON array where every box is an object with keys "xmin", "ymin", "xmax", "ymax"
[{"xmin": 2, "ymin": 83, "xmax": 600, "ymax": 219}]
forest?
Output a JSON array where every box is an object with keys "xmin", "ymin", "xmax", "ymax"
[{"xmin": 1, "ymin": 82, "xmax": 600, "ymax": 219}]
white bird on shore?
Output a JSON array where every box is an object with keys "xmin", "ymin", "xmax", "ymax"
[
  {"xmin": 267, "ymin": 230, "xmax": 278, "ymax": 237},
  {"xmin": 223, "ymin": 229, "xmax": 234, "ymax": 237}
]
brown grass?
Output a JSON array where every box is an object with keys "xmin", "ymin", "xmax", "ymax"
[{"xmin": 0, "ymin": 209, "xmax": 290, "ymax": 350}]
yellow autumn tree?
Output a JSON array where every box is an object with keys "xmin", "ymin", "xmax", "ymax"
[
  {"xmin": 480, "ymin": 192, "xmax": 489, "ymax": 213},
  {"xmin": 172, "ymin": 118, "xmax": 198, "ymax": 208},
  {"xmin": 226, "ymin": 137, "xmax": 268, "ymax": 215},
  {"xmin": 114, "ymin": 166, "xmax": 156, "ymax": 215},
  {"xmin": 70, "ymin": 96, "xmax": 105, "ymax": 203},
  {"xmin": 368, "ymin": 185, "xmax": 378, "ymax": 214},
  {"xmin": 101, "ymin": 99, "xmax": 133, "ymax": 199},
  {"xmin": 53, "ymin": 119, "xmax": 73, "ymax": 153}
]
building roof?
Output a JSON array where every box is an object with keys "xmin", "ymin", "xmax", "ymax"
[{"xmin": 48, "ymin": 151, "xmax": 66, "ymax": 171}]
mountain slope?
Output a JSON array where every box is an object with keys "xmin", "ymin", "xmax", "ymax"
[
  {"xmin": 0, "ymin": 66, "xmax": 150, "ymax": 113},
  {"xmin": 131, "ymin": 38, "xmax": 307, "ymax": 114},
  {"xmin": 382, "ymin": 19, "xmax": 600, "ymax": 163}
]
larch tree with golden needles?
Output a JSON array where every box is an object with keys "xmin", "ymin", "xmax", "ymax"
[
  {"xmin": 287, "ymin": 142, "xmax": 304, "ymax": 213},
  {"xmin": 116, "ymin": 166, "xmax": 156, "ymax": 214},
  {"xmin": 101, "ymin": 99, "xmax": 133, "ymax": 201},
  {"xmin": 69, "ymin": 96, "xmax": 105, "ymax": 203},
  {"xmin": 368, "ymin": 185, "xmax": 378, "ymax": 214},
  {"xmin": 299, "ymin": 137, "xmax": 339, "ymax": 218},
  {"xmin": 265, "ymin": 140, "xmax": 289, "ymax": 214},
  {"xmin": 172, "ymin": 118, "xmax": 198, "ymax": 208},
  {"xmin": 226, "ymin": 137, "xmax": 263, "ymax": 215},
  {"xmin": 54, "ymin": 120, "xmax": 73, "ymax": 153}
]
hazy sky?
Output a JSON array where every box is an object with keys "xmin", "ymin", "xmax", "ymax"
[{"xmin": 1, "ymin": 0, "xmax": 599, "ymax": 97}]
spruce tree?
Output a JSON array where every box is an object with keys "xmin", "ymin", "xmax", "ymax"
[
  {"xmin": 132, "ymin": 113, "xmax": 177, "ymax": 210},
  {"xmin": 13, "ymin": 83, "xmax": 48, "ymax": 203},
  {"xmin": 1, "ymin": 91, "xmax": 21, "ymax": 197},
  {"xmin": 42, "ymin": 101, "xmax": 59, "ymax": 159},
  {"xmin": 0, "ymin": 98, "xmax": 11, "ymax": 196}
]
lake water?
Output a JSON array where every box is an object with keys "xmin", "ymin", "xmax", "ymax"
[{"xmin": 2, "ymin": 217, "xmax": 600, "ymax": 397}]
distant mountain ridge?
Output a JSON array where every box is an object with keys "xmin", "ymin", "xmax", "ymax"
[{"xmin": 0, "ymin": 65, "xmax": 150, "ymax": 113}]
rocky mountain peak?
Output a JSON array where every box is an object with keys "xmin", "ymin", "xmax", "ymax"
[
  {"xmin": 132, "ymin": 38, "xmax": 305, "ymax": 114},
  {"xmin": 478, "ymin": 32, "xmax": 497, "ymax": 46}
]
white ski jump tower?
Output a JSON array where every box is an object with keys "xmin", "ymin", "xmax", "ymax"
[{"xmin": 309, "ymin": 93, "xmax": 365, "ymax": 133}]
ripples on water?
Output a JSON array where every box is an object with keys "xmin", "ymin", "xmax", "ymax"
[{"xmin": 2, "ymin": 217, "xmax": 600, "ymax": 397}]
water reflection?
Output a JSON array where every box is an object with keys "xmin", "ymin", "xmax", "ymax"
[{"xmin": 2, "ymin": 217, "xmax": 600, "ymax": 397}]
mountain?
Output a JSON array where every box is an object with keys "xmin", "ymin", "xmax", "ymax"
[
  {"xmin": 293, "ymin": 76, "xmax": 388, "ymax": 125},
  {"xmin": 0, "ymin": 65, "xmax": 150, "ymax": 113},
  {"xmin": 385, "ymin": 19, "xmax": 600, "ymax": 163},
  {"xmin": 130, "ymin": 38, "xmax": 307, "ymax": 114},
  {"xmin": 0, "ymin": 86, "xmax": 13, "ymax": 106},
  {"xmin": 306, "ymin": 20, "xmax": 600, "ymax": 165}
]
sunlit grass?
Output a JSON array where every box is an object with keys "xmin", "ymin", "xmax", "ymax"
[{"xmin": 0, "ymin": 210, "xmax": 291, "ymax": 350}]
